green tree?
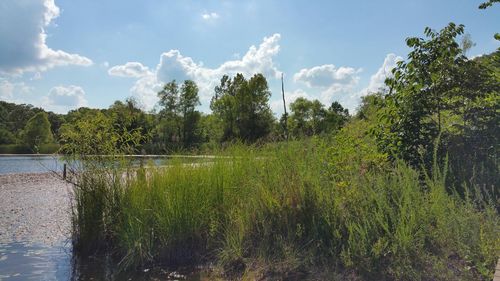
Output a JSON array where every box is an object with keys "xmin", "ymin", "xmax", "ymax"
[
  {"xmin": 211, "ymin": 75, "xmax": 236, "ymax": 141},
  {"xmin": 107, "ymin": 98, "xmax": 153, "ymax": 151},
  {"xmin": 60, "ymin": 111, "xmax": 143, "ymax": 156},
  {"xmin": 289, "ymin": 97, "xmax": 326, "ymax": 137},
  {"xmin": 381, "ymin": 23, "xmax": 467, "ymax": 166},
  {"xmin": 379, "ymin": 23, "xmax": 500, "ymax": 194},
  {"xmin": 325, "ymin": 101, "xmax": 350, "ymax": 132},
  {"xmin": 210, "ymin": 73, "xmax": 274, "ymax": 142},
  {"xmin": 22, "ymin": 112, "xmax": 54, "ymax": 149},
  {"xmin": 288, "ymin": 98, "xmax": 348, "ymax": 137},
  {"xmin": 0, "ymin": 127, "xmax": 16, "ymax": 144},
  {"xmin": 179, "ymin": 80, "xmax": 201, "ymax": 147},
  {"xmin": 157, "ymin": 81, "xmax": 182, "ymax": 149},
  {"xmin": 47, "ymin": 112, "xmax": 66, "ymax": 141},
  {"xmin": 0, "ymin": 101, "xmax": 44, "ymax": 140},
  {"xmin": 155, "ymin": 80, "xmax": 202, "ymax": 150}
]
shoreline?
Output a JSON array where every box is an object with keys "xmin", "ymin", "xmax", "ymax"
[{"xmin": 0, "ymin": 172, "xmax": 73, "ymax": 246}]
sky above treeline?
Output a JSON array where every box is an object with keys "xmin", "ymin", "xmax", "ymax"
[{"xmin": 0, "ymin": 0, "xmax": 498, "ymax": 114}]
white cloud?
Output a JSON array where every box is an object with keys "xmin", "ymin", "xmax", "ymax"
[
  {"xmin": 31, "ymin": 72, "xmax": 42, "ymax": 81},
  {"xmin": 294, "ymin": 64, "xmax": 360, "ymax": 88},
  {"xmin": 288, "ymin": 54, "xmax": 403, "ymax": 113},
  {"xmin": 114, "ymin": 33, "xmax": 282, "ymax": 110},
  {"xmin": 0, "ymin": 79, "xmax": 33, "ymax": 102},
  {"xmin": 202, "ymin": 12, "xmax": 219, "ymax": 20},
  {"xmin": 291, "ymin": 63, "xmax": 361, "ymax": 112},
  {"xmin": 363, "ymin": 53, "xmax": 402, "ymax": 95},
  {"xmin": 0, "ymin": 0, "xmax": 92, "ymax": 75},
  {"xmin": 130, "ymin": 75, "xmax": 163, "ymax": 112},
  {"xmin": 42, "ymin": 85, "xmax": 87, "ymax": 113},
  {"xmin": 108, "ymin": 62, "xmax": 152, "ymax": 78},
  {"xmin": 334, "ymin": 53, "xmax": 402, "ymax": 113}
]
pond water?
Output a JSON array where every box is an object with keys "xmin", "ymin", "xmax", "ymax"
[
  {"xmin": 0, "ymin": 242, "xmax": 205, "ymax": 280},
  {"xmin": 0, "ymin": 155, "xmax": 173, "ymax": 175},
  {"xmin": 0, "ymin": 155, "xmax": 64, "ymax": 175},
  {"xmin": 0, "ymin": 242, "xmax": 71, "ymax": 280}
]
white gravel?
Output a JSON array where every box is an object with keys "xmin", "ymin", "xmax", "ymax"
[{"xmin": 0, "ymin": 173, "xmax": 73, "ymax": 246}]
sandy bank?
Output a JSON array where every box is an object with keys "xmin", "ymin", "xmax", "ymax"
[{"xmin": 0, "ymin": 173, "xmax": 72, "ymax": 245}]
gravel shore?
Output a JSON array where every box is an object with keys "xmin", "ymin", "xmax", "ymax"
[{"xmin": 0, "ymin": 173, "xmax": 73, "ymax": 245}]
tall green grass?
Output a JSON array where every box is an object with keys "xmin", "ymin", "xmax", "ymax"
[{"xmin": 71, "ymin": 140, "xmax": 499, "ymax": 280}]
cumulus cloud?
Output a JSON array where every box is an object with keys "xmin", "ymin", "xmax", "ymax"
[
  {"xmin": 363, "ymin": 53, "xmax": 402, "ymax": 95},
  {"xmin": 112, "ymin": 33, "xmax": 282, "ymax": 110},
  {"xmin": 202, "ymin": 12, "xmax": 219, "ymax": 20},
  {"xmin": 130, "ymin": 75, "xmax": 164, "ymax": 111},
  {"xmin": 287, "ymin": 54, "xmax": 403, "ymax": 113},
  {"xmin": 290, "ymin": 64, "xmax": 361, "ymax": 112},
  {"xmin": 0, "ymin": 0, "xmax": 92, "ymax": 74},
  {"xmin": 333, "ymin": 53, "xmax": 402, "ymax": 112},
  {"xmin": 42, "ymin": 85, "xmax": 88, "ymax": 113},
  {"xmin": 294, "ymin": 64, "xmax": 361, "ymax": 89},
  {"xmin": 108, "ymin": 62, "xmax": 152, "ymax": 78},
  {"xmin": 0, "ymin": 79, "xmax": 33, "ymax": 102}
]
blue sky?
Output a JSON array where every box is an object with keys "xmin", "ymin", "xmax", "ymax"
[{"xmin": 0, "ymin": 0, "xmax": 498, "ymax": 114}]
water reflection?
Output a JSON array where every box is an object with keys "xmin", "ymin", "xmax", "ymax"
[
  {"xmin": 0, "ymin": 155, "xmax": 206, "ymax": 175},
  {"xmin": 0, "ymin": 242, "xmax": 70, "ymax": 280},
  {"xmin": 0, "ymin": 242, "xmax": 205, "ymax": 280}
]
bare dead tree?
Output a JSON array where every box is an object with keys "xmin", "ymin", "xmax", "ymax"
[{"xmin": 281, "ymin": 73, "xmax": 288, "ymax": 140}]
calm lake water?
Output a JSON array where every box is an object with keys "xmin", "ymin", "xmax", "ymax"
[
  {"xmin": 0, "ymin": 155, "xmax": 175, "ymax": 175},
  {"xmin": 0, "ymin": 242, "xmax": 205, "ymax": 280},
  {"xmin": 0, "ymin": 155, "xmax": 64, "ymax": 175}
]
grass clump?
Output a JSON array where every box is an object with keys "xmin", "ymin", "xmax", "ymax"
[{"xmin": 70, "ymin": 138, "xmax": 499, "ymax": 280}]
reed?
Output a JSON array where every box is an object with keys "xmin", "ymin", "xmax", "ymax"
[{"xmin": 70, "ymin": 140, "xmax": 499, "ymax": 280}]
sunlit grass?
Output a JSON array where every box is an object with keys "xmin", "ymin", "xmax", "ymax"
[{"xmin": 70, "ymin": 140, "xmax": 499, "ymax": 280}]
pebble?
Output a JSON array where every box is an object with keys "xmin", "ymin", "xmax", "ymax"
[{"xmin": 0, "ymin": 173, "xmax": 73, "ymax": 245}]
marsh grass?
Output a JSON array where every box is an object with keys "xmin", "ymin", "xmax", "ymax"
[{"xmin": 70, "ymin": 140, "xmax": 499, "ymax": 280}]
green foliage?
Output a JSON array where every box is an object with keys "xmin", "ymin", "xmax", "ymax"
[
  {"xmin": 381, "ymin": 23, "xmax": 466, "ymax": 165},
  {"xmin": 71, "ymin": 140, "xmax": 499, "ymax": 280},
  {"xmin": 156, "ymin": 80, "xmax": 202, "ymax": 150},
  {"xmin": 59, "ymin": 111, "xmax": 144, "ymax": 156},
  {"xmin": 106, "ymin": 98, "xmax": 154, "ymax": 151},
  {"xmin": 0, "ymin": 127, "xmax": 16, "ymax": 144},
  {"xmin": 0, "ymin": 101, "xmax": 47, "ymax": 145},
  {"xmin": 378, "ymin": 24, "xmax": 499, "ymax": 197},
  {"xmin": 22, "ymin": 112, "xmax": 54, "ymax": 150},
  {"xmin": 478, "ymin": 0, "xmax": 499, "ymax": 9},
  {"xmin": 289, "ymin": 97, "xmax": 326, "ymax": 137},
  {"xmin": 210, "ymin": 73, "xmax": 274, "ymax": 142},
  {"xmin": 288, "ymin": 98, "xmax": 349, "ymax": 137},
  {"xmin": 60, "ymin": 111, "xmax": 147, "ymax": 254}
]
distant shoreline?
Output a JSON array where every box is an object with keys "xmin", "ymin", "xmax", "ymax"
[{"xmin": 0, "ymin": 154, "xmax": 226, "ymax": 158}]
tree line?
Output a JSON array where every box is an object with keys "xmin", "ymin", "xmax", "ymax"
[{"xmin": 0, "ymin": 74, "xmax": 350, "ymax": 154}]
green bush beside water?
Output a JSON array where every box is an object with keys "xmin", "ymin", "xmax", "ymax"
[{"xmin": 70, "ymin": 138, "xmax": 499, "ymax": 280}]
